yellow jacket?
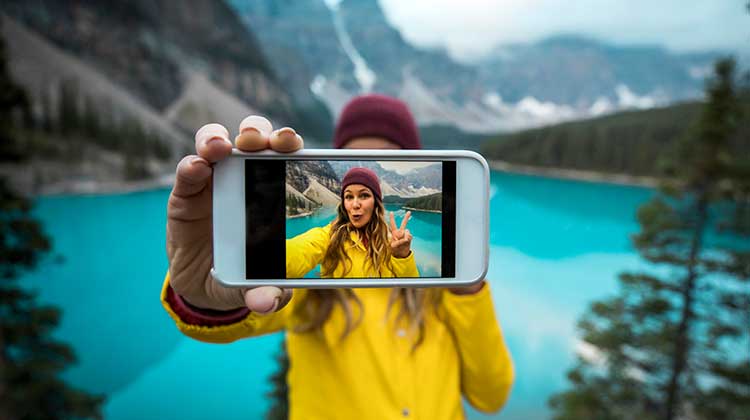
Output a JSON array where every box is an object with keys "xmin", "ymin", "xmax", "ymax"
[{"xmin": 161, "ymin": 224, "xmax": 514, "ymax": 420}]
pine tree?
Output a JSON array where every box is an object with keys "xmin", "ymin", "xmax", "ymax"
[
  {"xmin": 0, "ymin": 27, "xmax": 104, "ymax": 419},
  {"xmin": 265, "ymin": 338, "xmax": 289, "ymax": 420},
  {"xmin": 549, "ymin": 58, "xmax": 750, "ymax": 420},
  {"xmin": 0, "ymin": 23, "xmax": 30, "ymax": 162},
  {"xmin": 57, "ymin": 80, "xmax": 80, "ymax": 137},
  {"xmin": 0, "ymin": 179, "xmax": 106, "ymax": 419},
  {"xmin": 82, "ymin": 96, "xmax": 101, "ymax": 139}
]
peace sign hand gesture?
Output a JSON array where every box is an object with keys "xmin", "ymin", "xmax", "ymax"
[{"xmin": 389, "ymin": 211, "xmax": 413, "ymax": 258}]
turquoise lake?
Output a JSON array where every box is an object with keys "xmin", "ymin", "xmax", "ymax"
[{"xmin": 19, "ymin": 171, "xmax": 652, "ymax": 419}]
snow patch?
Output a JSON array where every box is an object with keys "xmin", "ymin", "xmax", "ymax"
[
  {"xmin": 310, "ymin": 74, "xmax": 327, "ymax": 96},
  {"xmin": 380, "ymin": 180, "xmax": 439, "ymax": 198},
  {"xmin": 589, "ymin": 96, "xmax": 614, "ymax": 116},
  {"xmin": 327, "ymin": 3, "xmax": 376, "ymax": 92},
  {"xmin": 517, "ymin": 96, "xmax": 576, "ymax": 119},
  {"xmin": 377, "ymin": 161, "xmax": 436, "ymax": 175},
  {"xmin": 481, "ymin": 91, "xmax": 578, "ymax": 129},
  {"xmin": 615, "ymin": 84, "xmax": 658, "ymax": 109}
]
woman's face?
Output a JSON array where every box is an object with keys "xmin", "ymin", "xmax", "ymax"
[{"xmin": 343, "ymin": 184, "xmax": 375, "ymax": 228}]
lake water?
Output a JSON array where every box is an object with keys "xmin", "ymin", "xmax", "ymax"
[{"xmin": 19, "ymin": 171, "xmax": 652, "ymax": 419}]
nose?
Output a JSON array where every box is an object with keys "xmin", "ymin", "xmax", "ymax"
[{"xmin": 352, "ymin": 199, "xmax": 361, "ymax": 209}]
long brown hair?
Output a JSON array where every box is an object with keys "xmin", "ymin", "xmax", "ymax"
[{"xmin": 294, "ymin": 194, "xmax": 441, "ymax": 348}]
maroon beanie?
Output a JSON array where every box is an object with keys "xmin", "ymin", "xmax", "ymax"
[
  {"xmin": 341, "ymin": 167, "xmax": 382, "ymax": 201},
  {"xmin": 334, "ymin": 94, "xmax": 421, "ymax": 149}
]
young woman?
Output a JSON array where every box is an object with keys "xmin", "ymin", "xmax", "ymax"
[
  {"xmin": 287, "ymin": 166, "xmax": 417, "ymax": 280},
  {"xmin": 162, "ymin": 94, "xmax": 514, "ymax": 420}
]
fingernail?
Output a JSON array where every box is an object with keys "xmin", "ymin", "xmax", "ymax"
[
  {"xmin": 240, "ymin": 127, "xmax": 261, "ymax": 136},
  {"xmin": 258, "ymin": 296, "xmax": 280, "ymax": 315},
  {"xmin": 239, "ymin": 115, "xmax": 272, "ymax": 137},
  {"xmin": 207, "ymin": 136, "xmax": 232, "ymax": 147}
]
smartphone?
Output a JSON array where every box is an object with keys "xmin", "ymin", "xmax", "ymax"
[{"xmin": 211, "ymin": 149, "xmax": 489, "ymax": 288}]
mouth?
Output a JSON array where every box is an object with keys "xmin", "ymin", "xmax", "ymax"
[{"xmin": 351, "ymin": 214, "xmax": 362, "ymax": 222}]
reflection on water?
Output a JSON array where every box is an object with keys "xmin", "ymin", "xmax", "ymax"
[{"xmin": 20, "ymin": 171, "xmax": 652, "ymax": 419}]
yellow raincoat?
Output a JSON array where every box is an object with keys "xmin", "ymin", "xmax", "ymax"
[{"xmin": 161, "ymin": 224, "xmax": 514, "ymax": 420}]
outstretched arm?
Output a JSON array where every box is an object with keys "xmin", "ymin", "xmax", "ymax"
[{"xmin": 286, "ymin": 225, "xmax": 331, "ymax": 278}]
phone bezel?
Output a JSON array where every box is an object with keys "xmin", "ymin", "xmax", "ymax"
[{"xmin": 212, "ymin": 149, "xmax": 489, "ymax": 288}]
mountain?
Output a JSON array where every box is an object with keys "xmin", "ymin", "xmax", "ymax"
[
  {"xmin": 230, "ymin": 0, "xmax": 727, "ymax": 134},
  {"xmin": 286, "ymin": 160, "xmax": 340, "ymax": 194},
  {"xmin": 285, "ymin": 160, "xmax": 340, "ymax": 216},
  {"xmin": 1, "ymin": 0, "xmax": 333, "ymax": 142},
  {"xmin": 475, "ymin": 35, "xmax": 723, "ymax": 113},
  {"xmin": 0, "ymin": 0, "xmax": 340, "ymax": 192},
  {"xmin": 327, "ymin": 161, "xmax": 441, "ymax": 196},
  {"xmin": 231, "ymin": 0, "xmax": 510, "ymax": 134}
]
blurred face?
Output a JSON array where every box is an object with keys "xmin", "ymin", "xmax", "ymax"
[
  {"xmin": 343, "ymin": 184, "xmax": 375, "ymax": 228},
  {"xmin": 343, "ymin": 137, "xmax": 400, "ymax": 150}
]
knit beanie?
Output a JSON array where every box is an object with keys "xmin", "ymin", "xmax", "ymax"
[
  {"xmin": 333, "ymin": 94, "xmax": 422, "ymax": 149},
  {"xmin": 341, "ymin": 167, "xmax": 382, "ymax": 201}
]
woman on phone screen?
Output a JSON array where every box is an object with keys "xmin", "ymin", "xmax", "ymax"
[
  {"xmin": 162, "ymin": 94, "xmax": 514, "ymax": 420},
  {"xmin": 286, "ymin": 166, "xmax": 417, "ymax": 280}
]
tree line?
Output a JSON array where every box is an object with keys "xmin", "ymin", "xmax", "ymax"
[
  {"xmin": 4, "ymin": 77, "xmax": 175, "ymax": 180},
  {"xmin": 481, "ymin": 99, "xmax": 750, "ymax": 178},
  {"xmin": 403, "ymin": 193, "xmax": 442, "ymax": 212}
]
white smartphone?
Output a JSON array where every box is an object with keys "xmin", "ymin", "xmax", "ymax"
[{"xmin": 211, "ymin": 149, "xmax": 489, "ymax": 288}]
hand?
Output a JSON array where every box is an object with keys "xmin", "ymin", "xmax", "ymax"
[
  {"xmin": 166, "ymin": 116, "xmax": 302, "ymax": 313},
  {"xmin": 389, "ymin": 211, "xmax": 413, "ymax": 258}
]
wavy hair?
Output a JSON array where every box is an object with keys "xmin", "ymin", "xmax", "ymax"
[{"xmin": 293, "ymin": 194, "xmax": 441, "ymax": 349}]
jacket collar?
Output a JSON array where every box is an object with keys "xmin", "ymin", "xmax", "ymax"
[{"xmin": 347, "ymin": 230, "xmax": 368, "ymax": 252}]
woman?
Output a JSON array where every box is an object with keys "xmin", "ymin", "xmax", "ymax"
[
  {"xmin": 162, "ymin": 94, "xmax": 514, "ymax": 420},
  {"xmin": 287, "ymin": 166, "xmax": 417, "ymax": 279}
]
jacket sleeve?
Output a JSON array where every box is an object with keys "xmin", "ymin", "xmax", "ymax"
[
  {"xmin": 286, "ymin": 225, "xmax": 330, "ymax": 278},
  {"xmin": 160, "ymin": 272, "xmax": 290, "ymax": 343},
  {"xmin": 441, "ymin": 282, "xmax": 515, "ymax": 413},
  {"xmin": 390, "ymin": 250, "xmax": 420, "ymax": 277}
]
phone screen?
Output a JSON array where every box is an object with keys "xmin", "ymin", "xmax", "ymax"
[{"xmin": 244, "ymin": 159, "xmax": 456, "ymax": 279}]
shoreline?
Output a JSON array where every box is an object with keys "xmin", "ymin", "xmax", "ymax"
[
  {"xmin": 286, "ymin": 210, "xmax": 315, "ymax": 219},
  {"xmin": 36, "ymin": 173, "xmax": 175, "ymax": 197},
  {"xmin": 401, "ymin": 206, "xmax": 442, "ymax": 214},
  {"xmin": 30, "ymin": 160, "xmax": 663, "ymax": 198},
  {"xmin": 487, "ymin": 160, "xmax": 660, "ymax": 188}
]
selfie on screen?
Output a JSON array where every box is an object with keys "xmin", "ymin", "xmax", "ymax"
[{"xmin": 284, "ymin": 160, "xmax": 446, "ymax": 278}]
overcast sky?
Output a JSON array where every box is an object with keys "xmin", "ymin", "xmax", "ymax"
[{"xmin": 378, "ymin": 0, "xmax": 749, "ymax": 62}]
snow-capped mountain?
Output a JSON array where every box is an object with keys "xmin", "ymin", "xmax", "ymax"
[{"xmin": 230, "ymin": 0, "xmax": 727, "ymax": 133}]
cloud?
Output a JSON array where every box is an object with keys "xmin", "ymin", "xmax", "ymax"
[{"xmin": 379, "ymin": 0, "xmax": 749, "ymax": 61}]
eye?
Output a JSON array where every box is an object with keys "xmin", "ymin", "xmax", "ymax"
[
  {"xmin": 360, "ymin": 193, "xmax": 370, "ymax": 199},
  {"xmin": 344, "ymin": 194, "xmax": 353, "ymax": 200}
]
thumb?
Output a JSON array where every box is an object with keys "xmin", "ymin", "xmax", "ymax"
[{"xmin": 244, "ymin": 287, "xmax": 293, "ymax": 314}]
